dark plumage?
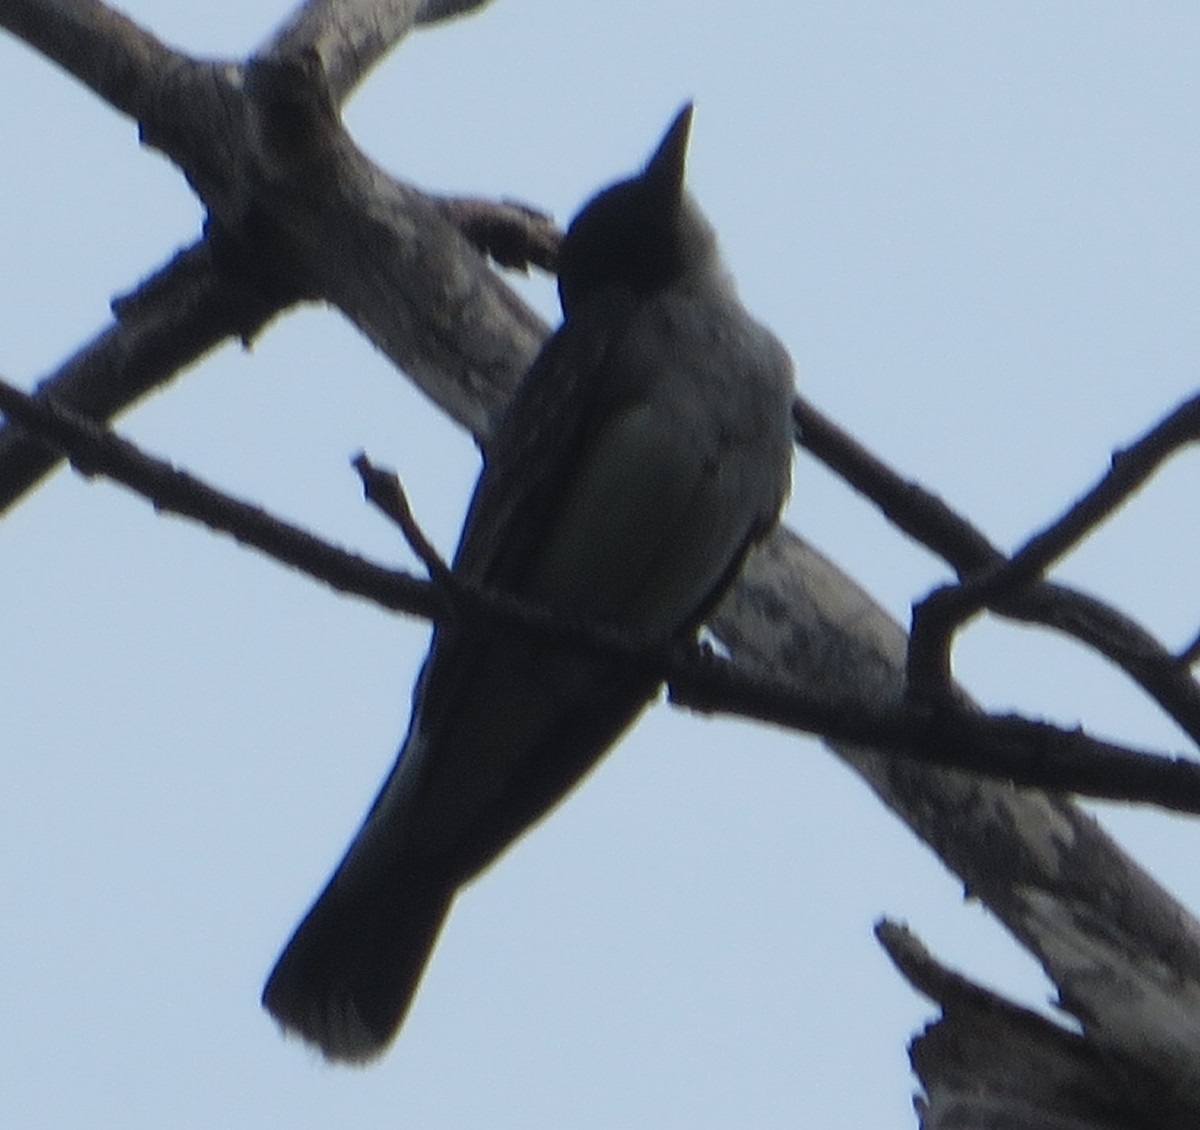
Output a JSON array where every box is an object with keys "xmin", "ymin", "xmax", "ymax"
[{"xmin": 262, "ymin": 104, "xmax": 795, "ymax": 1061}]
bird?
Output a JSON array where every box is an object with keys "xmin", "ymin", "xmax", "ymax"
[{"xmin": 262, "ymin": 103, "xmax": 796, "ymax": 1062}]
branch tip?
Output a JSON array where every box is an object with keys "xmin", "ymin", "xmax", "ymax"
[
  {"xmin": 440, "ymin": 196, "xmax": 561, "ymax": 273},
  {"xmin": 352, "ymin": 452, "xmax": 452, "ymax": 584}
]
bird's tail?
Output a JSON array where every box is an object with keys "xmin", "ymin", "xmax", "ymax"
[{"xmin": 262, "ymin": 821, "xmax": 453, "ymax": 1063}]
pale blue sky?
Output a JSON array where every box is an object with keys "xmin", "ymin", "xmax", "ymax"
[{"xmin": 3, "ymin": 2, "xmax": 1200, "ymax": 1126}]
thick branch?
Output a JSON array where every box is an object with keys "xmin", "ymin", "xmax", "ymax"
[
  {"xmin": 228, "ymin": 53, "xmax": 548, "ymax": 438},
  {"xmin": 0, "ymin": 5, "xmax": 545, "ymax": 513},
  {"xmin": 0, "ymin": 0, "xmax": 179, "ymax": 122},
  {"xmin": 0, "ymin": 241, "xmax": 284, "ymax": 511},
  {"xmin": 878, "ymin": 922, "xmax": 1154, "ymax": 1130},
  {"xmin": 265, "ymin": 0, "xmax": 496, "ymax": 104},
  {"xmin": 713, "ymin": 535, "xmax": 1200, "ymax": 1117}
]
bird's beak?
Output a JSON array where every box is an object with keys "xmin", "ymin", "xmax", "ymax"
[{"xmin": 643, "ymin": 102, "xmax": 694, "ymax": 203}]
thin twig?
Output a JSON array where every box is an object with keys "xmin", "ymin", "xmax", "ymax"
[
  {"xmin": 0, "ymin": 374, "xmax": 442, "ymax": 620},
  {"xmin": 352, "ymin": 452, "xmax": 454, "ymax": 585},
  {"xmin": 668, "ymin": 650, "xmax": 1200, "ymax": 814},
  {"xmin": 909, "ymin": 392, "xmax": 1200, "ymax": 699},
  {"xmin": 5, "ymin": 374, "xmax": 1200, "ymax": 813},
  {"xmin": 795, "ymin": 395, "xmax": 1200, "ymax": 745},
  {"xmin": 793, "ymin": 397, "xmax": 997, "ymax": 572}
]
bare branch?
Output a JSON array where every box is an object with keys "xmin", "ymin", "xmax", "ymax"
[
  {"xmin": 438, "ymin": 196, "xmax": 561, "ymax": 273},
  {"xmin": 0, "ymin": 372, "xmax": 441, "ymax": 619},
  {"xmin": 0, "ymin": 0, "xmax": 493, "ymax": 125},
  {"xmin": 794, "ymin": 396, "xmax": 998, "ymax": 571},
  {"xmin": 265, "ymin": 0, "xmax": 496, "ymax": 105},
  {"xmin": 0, "ymin": 0, "xmax": 182, "ymax": 122},
  {"xmin": 228, "ymin": 54, "xmax": 548, "ymax": 437},
  {"xmin": 414, "ymin": 0, "xmax": 492, "ymax": 22},
  {"xmin": 993, "ymin": 392, "xmax": 1200, "ymax": 592},
  {"xmin": 0, "ymin": 241, "xmax": 285, "ymax": 513},
  {"xmin": 0, "ymin": 10, "xmax": 545, "ymax": 514},
  {"xmin": 352, "ymin": 452, "xmax": 454, "ymax": 585},
  {"xmin": 909, "ymin": 392, "xmax": 1200, "ymax": 699},
  {"xmin": 671, "ymin": 653, "xmax": 1200, "ymax": 814},
  {"xmin": 712, "ymin": 534, "xmax": 1200, "ymax": 1117},
  {"xmin": 795, "ymin": 395, "xmax": 1200, "ymax": 747},
  {"xmin": 877, "ymin": 922, "xmax": 1157, "ymax": 1129},
  {"xmin": 7, "ymin": 373, "xmax": 1200, "ymax": 815}
]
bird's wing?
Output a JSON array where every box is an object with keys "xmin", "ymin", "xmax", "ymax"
[
  {"xmin": 453, "ymin": 291, "xmax": 643, "ymax": 587},
  {"xmin": 396, "ymin": 290, "xmax": 658, "ymax": 877},
  {"xmin": 261, "ymin": 290, "xmax": 659, "ymax": 1066},
  {"xmin": 396, "ymin": 288, "xmax": 792, "ymax": 881}
]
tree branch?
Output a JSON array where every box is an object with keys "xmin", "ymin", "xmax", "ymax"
[
  {"xmin": 352, "ymin": 452, "xmax": 454, "ymax": 585},
  {"xmin": 7, "ymin": 372, "xmax": 1200, "ymax": 816},
  {"xmin": 795, "ymin": 396, "xmax": 1200, "ymax": 747},
  {"xmin": 0, "ymin": 241, "xmax": 285, "ymax": 512},
  {"xmin": 265, "ymin": 0, "xmax": 497, "ymax": 105},
  {"xmin": 0, "ymin": 372, "xmax": 441, "ymax": 618},
  {"xmin": 877, "ymin": 921, "xmax": 1157, "ymax": 1129},
  {"xmin": 711, "ymin": 533, "xmax": 1200, "ymax": 1116},
  {"xmin": 909, "ymin": 392, "xmax": 1200, "ymax": 700},
  {"xmin": 0, "ymin": 0, "xmax": 180, "ymax": 123},
  {"xmin": 7, "ymin": 2, "xmax": 1200, "ymax": 1114},
  {"xmin": 438, "ymin": 196, "xmax": 560, "ymax": 273},
  {"xmin": 0, "ymin": 2, "xmax": 546, "ymax": 514}
]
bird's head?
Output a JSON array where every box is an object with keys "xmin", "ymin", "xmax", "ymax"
[{"xmin": 557, "ymin": 103, "xmax": 718, "ymax": 317}]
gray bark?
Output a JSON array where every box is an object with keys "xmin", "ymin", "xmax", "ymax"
[{"xmin": 2, "ymin": 0, "xmax": 1198, "ymax": 1123}]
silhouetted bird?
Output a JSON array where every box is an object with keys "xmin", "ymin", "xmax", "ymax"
[{"xmin": 262, "ymin": 104, "xmax": 795, "ymax": 1061}]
